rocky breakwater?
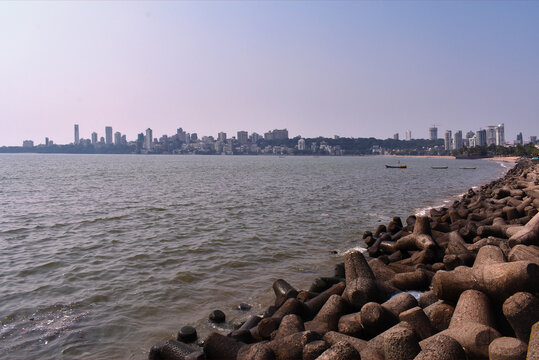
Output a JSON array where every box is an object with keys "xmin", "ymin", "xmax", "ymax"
[{"xmin": 148, "ymin": 158, "xmax": 539, "ymax": 360}]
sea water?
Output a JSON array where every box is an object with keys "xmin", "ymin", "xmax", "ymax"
[{"xmin": 0, "ymin": 154, "xmax": 510, "ymax": 359}]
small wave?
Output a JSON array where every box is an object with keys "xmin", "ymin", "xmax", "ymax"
[
  {"xmin": 125, "ymin": 253, "xmax": 150, "ymax": 261},
  {"xmin": 174, "ymin": 272, "xmax": 200, "ymax": 283},
  {"xmin": 17, "ymin": 261, "xmax": 63, "ymax": 277}
]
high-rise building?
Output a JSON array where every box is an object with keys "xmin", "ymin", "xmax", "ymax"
[
  {"xmin": 190, "ymin": 133, "xmax": 198, "ymax": 142},
  {"xmin": 251, "ymin": 132, "xmax": 261, "ymax": 143},
  {"xmin": 444, "ymin": 130, "xmax": 452, "ymax": 150},
  {"xmin": 218, "ymin": 132, "xmax": 227, "ymax": 142},
  {"xmin": 495, "ymin": 123, "xmax": 505, "ymax": 146},
  {"xmin": 453, "ymin": 130, "xmax": 463, "ymax": 150},
  {"xmin": 469, "ymin": 136, "xmax": 477, "ymax": 148},
  {"xmin": 298, "ymin": 138, "xmax": 306, "ymax": 151},
  {"xmin": 466, "ymin": 131, "xmax": 475, "ymax": 139},
  {"xmin": 272, "ymin": 129, "xmax": 289, "ymax": 140},
  {"xmin": 237, "ymin": 131, "xmax": 248, "ymax": 144},
  {"xmin": 530, "ymin": 136, "xmax": 537, "ymax": 144},
  {"xmin": 486, "ymin": 126, "xmax": 497, "ymax": 146},
  {"xmin": 429, "ymin": 127, "xmax": 438, "ymax": 141},
  {"xmin": 45, "ymin": 137, "xmax": 49, "ymax": 146},
  {"xmin": 476, "ymin": 129, "xmax": 487, "ymax": 146},
  {"xmin": 176, "ymin": 128, "xmax": 187, "ymax": 142},
  {"xmin": 114, "ymin": 132, "xmax": 122, "ymax": 145},
  {"xmin": 145, "ymin": 128, "xmax": 153, "ymax": 150},
  {"xmin": 393, "ymin": 133, "xmax": 399, "ymax": 140},
  {"xmin": 516, "ymin": 132, "xmax": 523, "ymax": 145},
  {"xmin": 74, "ymin": 124, "xmax": 79, "ymax": 145},
  {"xmin": 105, "ymin": 126, "xmax": 113, "ymax": 145},
  {"xmin": 405, "ymin": 130, "xmax": 411, "ymax": 141},
  {"xmin": 91, "ymin": 132, "xmax": 98, "ymax": 145}
]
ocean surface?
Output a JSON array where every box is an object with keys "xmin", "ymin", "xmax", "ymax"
[{"xmin": 0, "ymin": 154, "xmax": 511, "ymax": 359}]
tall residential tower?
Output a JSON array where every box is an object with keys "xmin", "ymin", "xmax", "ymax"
[{"xmin": 105, "ymin": 126, "xmax": 113, "ymax": 145}]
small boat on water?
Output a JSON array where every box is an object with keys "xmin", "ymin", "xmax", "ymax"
[
  {"xmin": 386, "ymin": 160, "xmax": 406, "ymax": 168},
  {"xmin": 432, "ymin": 166, "xmax": 448, "ymax": 169},
  {"xmin": 459, "ymin": 167, "xmax": 476, "ymax": 170}
]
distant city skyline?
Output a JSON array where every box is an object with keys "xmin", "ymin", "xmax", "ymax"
[
  {"xmin": 15, "ymin": 122, "xmax": 535, "ymax": 149},
  {"xmin": 1, "ymin": 1, "xmax": 538, "ymax": 146}
]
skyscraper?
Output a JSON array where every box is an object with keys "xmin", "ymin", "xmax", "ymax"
[
  {"xmin": 114, "ymin": 132, "xmax": 122, "ymax": 145},
  {"xmin": 516, "ymin": 132, "xmax": 523, "ymax": 145},
  {"xmin": 237, "ymin": 131, "xmax": 248, "ymax": 144},
  {"xmin": 91, "ymin": 132, "xmax": 98, "ymax": 145},
  {"xmin": 251, "ymin": 132, "xmax": 260, "ymax": 143},
  {"xmin": 496, "ymin": 123, "xmax": 505, "ymax": 146},
  {"xmin": 218, "ymin": 132, "xmax": 227, "ymax": 142},
  {"xmin": 444, "ymin": 130, "xmax": 452, "ymax": 150},
  {"xmin": 405, "ymin": 130, "xmax": 411, "ymax": 141},
  {"xmin": 145, "ymin": 128, "xmax": 153, "ymax": 150},
  {"xmin": 74, "ymin": 124, "xmax": 79, "ymax": 145},
  {"xmin": 453, "ymin": 130, "xmax": 463, "ymax": 150},
  {"xmin": 486, "ymin": 126, "xmax": 497, "ymax": 146},
  {"xmin": 176, "ymin": 128, "xmax": 187, "ymax": 142},
  {"xmin": 105, "ymin": 126, "xmax": 113, "ymax": 145},
  {"xmin": 429, "ymin": 127, "xmax": 438, "ymax": 140},
  {"xmin": 393, "ymin": 133, "xmax": 399, "ymax": 140},
  {"xmin": 476, "ymin": 129, "xmax": 487, "ymax": 146}
]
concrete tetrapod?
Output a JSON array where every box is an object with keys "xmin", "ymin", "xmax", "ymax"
[
  {"xmin": 509, "ymin": 212, "xmax": 539, "ymax": 247},
  {"xmin": 432, "ymin": 261, "xmax": 539, "ymax": 304},
  {"xmin": 395, "ymin": 216, "xmax": 438, "ymax": 251},
  {"xmin": 342, "ymin": 250, "xmax": 378, "ymax": 309},
  {"xmin": 488, "ymin": 337, "xmax": 528, "ymax": 360},
  {"xmin": 304, "ymin": 294, "xmax": 348, "ymax": 334},
  {"xmin": 414, "ymin": 334, "xmax": 466, "ymax": 360},
  {"xmin": 315, "ymin": 341, "xmax": 360, "ymax": 360},
  {"xmin": 502, "ymin": 292, "xmax": 539, "ymax": 343},
  {"xmin": 302, "ymin": 340, "xmax": 329, "ymax": 360},
  {"xmin": 420, "ymin": 290, "xmax": 500, "ymax": 359}
]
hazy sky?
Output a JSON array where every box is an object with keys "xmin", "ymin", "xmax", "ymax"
[{"xmin": 1, "ymin": 1, "xmax": 538, "ymax": 146}]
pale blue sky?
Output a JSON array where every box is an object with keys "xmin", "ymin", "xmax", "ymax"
[{"xmin": 1, "ymin": 1, "xmax": 538, "ymax": 146}]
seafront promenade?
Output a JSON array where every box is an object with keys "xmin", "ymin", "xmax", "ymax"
[{"xmin": 149, "ymin": 158, "xmax": 539, "ymax": 360}]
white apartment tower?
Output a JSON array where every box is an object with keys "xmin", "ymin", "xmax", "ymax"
[
  {"xmin": 405, "ymin": 130, "xmax": 411, "ymax": 141},
  {"xmin": 145, "ymin": 128, "xmax": 153, "ymax": 150}
]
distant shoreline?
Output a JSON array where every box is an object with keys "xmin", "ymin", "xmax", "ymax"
[
  {"xmin": 380, "ymin": 154, "xmax": 520, "ymax": 163},
  {"xmin": 380, "ymin": 154, "xmax": 456, "ymax": 159}
]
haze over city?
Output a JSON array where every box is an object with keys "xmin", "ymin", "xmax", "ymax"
[{"xmin": 1, "ymin": 1, "xmax": 538, "ymax": 146}]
